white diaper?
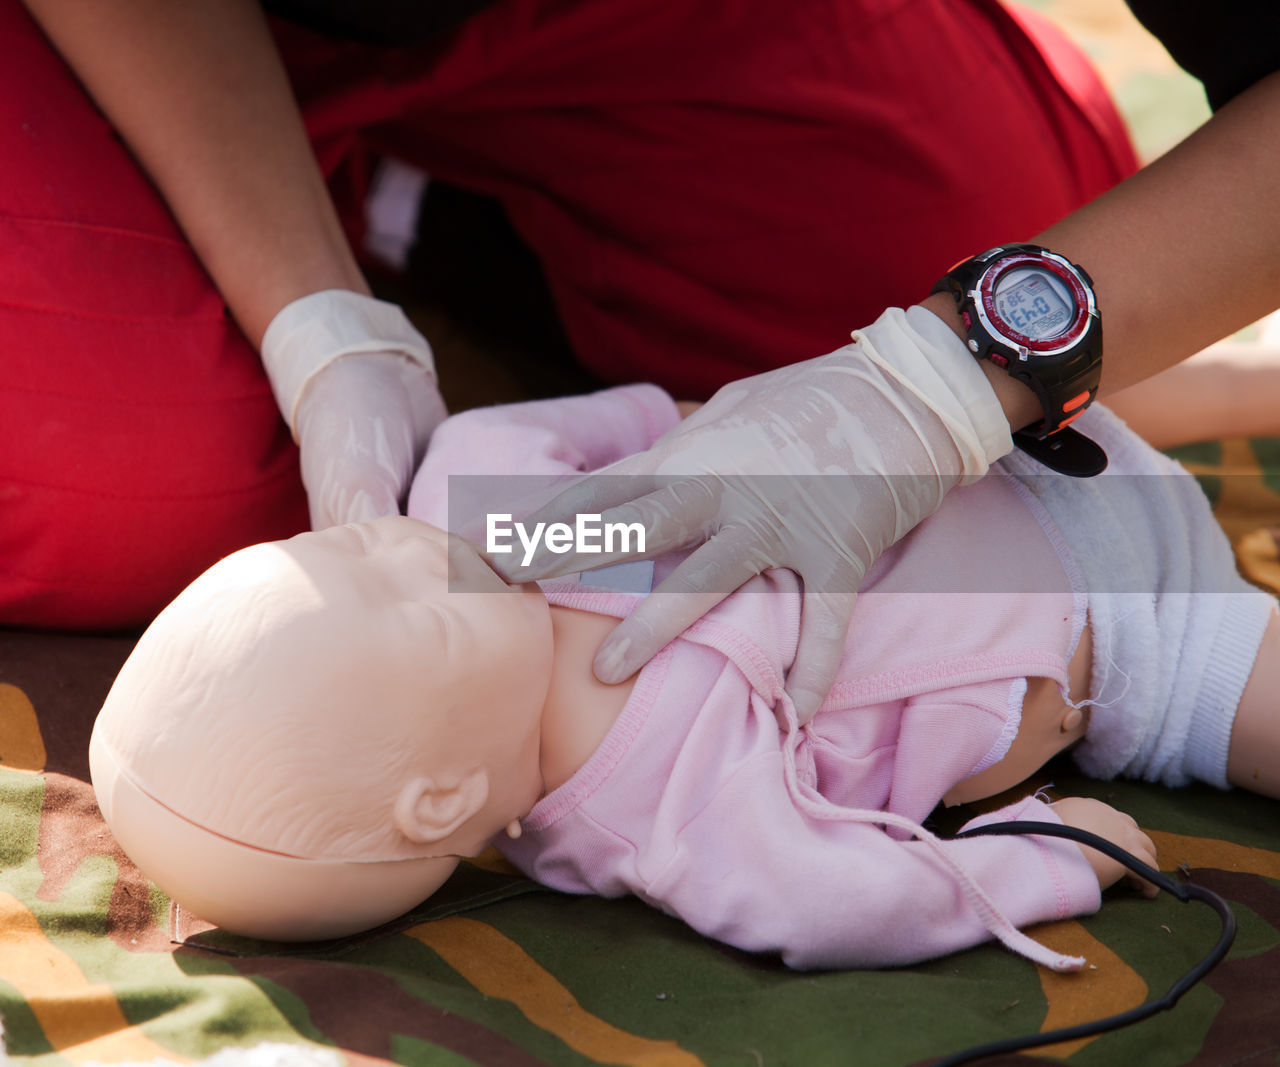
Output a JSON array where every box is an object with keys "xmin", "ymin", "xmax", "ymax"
[{"xmin": 998, "ymin": 405, "xmax": 1275, "ymax": 788}]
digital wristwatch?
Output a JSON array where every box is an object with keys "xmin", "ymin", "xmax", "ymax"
[{"xmin": 932, "ymin": 244, "xmax": 1107, "ymax": 477}]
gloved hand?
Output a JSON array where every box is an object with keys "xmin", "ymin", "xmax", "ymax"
[
  {"xmin": 261, "ymin": 290, "xmax": 448, "ymax": 528},
  {"xmin": 493, "ymin": 307, "xmax": 1013, "ymax": 724}
]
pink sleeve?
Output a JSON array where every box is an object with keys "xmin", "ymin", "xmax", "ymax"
[
  {"xmin": 407, "ymin": 384, "xmax": 680, "ymax": 527},
  {"xmin": 641, "ymin": 761, "xmax": 1100, "ymax": 970}
]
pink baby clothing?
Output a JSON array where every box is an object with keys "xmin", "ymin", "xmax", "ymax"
[
  {"xmin": 409, "ymin": 384, "xmax": 1103, "ymax": 970},
  {"xmin": 505, "ymin": 558, "xmax": 1103, "ymax": 971}
]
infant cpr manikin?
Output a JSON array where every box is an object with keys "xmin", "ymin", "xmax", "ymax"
[{"xmin": 91, "ymin": 518, "xmax": 552, "ymax": 940}]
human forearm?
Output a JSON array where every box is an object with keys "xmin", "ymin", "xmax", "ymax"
[
  {"xmin": 1041, "ymin": 71, "xmax": 1280, "ymax": 392},
  {"xmin": 923, "ymin": 71, "xmax": 1280, "ymax": 432},
  {"xmin": 22, "ymin": 0, "xmax": 367, "ymax": 345}
]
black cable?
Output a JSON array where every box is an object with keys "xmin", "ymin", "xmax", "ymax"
[{"xmin": 931, "ymin": 820, "xmax": 1236, "ymax": 1066}]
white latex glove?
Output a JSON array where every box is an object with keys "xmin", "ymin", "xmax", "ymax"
[
  {"xmin": 261, "ymin": 290, "xmax": 448, "ymax": 528},
  {"xmin": 492, "ymin": 307, "xmax": 1013, "ymax": 723}
]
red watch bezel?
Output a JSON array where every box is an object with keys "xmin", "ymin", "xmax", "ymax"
[{"xmin": 975, "ymin": 251, "xmax": 1093, "ymax": 356}]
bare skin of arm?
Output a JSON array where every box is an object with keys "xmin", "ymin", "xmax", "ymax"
[
  {"xmin": 922, "ymin": 70, "xmax": 1280, "ymax": 432},
  {"xmin": 1103, "ymin": 336, "xmax": 1280, "ymax": 449},
  {"xmin": 21, "ymin": 0, "xmax": 367, "ymax": 346}
]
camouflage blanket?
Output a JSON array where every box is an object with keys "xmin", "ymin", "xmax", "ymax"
[{"xmin": 3, "ymin": 435, "xmax": 1280, "ymax": 1066}]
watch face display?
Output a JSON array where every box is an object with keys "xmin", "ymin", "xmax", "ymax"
[
  {"xmin": 992, "ymin": 266, "xmax": 1073, "ymax": 341},
  {"xmin": 933, "ymin": 244, "xmax": 1102, "ymax": 451},
  {"xmin": 975, "ymin": 251, "xmax": 1093, "ymax": 354}
]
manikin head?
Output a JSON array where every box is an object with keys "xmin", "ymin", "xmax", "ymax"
[{"xmin": 91, "ymin": 517, "xmax": 553, "ymax": 940}]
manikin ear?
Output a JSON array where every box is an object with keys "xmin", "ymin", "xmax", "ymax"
[{"xmin": 394, "ymin": 771, "xmax": 490, "ymax": 846}]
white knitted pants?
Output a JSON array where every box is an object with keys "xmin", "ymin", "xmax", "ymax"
[{"xmin": 998, "ymin": 405, "xmax": 1276, "ymax": 788}]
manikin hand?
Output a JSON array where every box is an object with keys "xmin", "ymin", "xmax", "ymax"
[
  {"xmin": 493, "ymin": 307, "xmax": 1012, "ymax": 723},
  {"xmin": 262, "ymin": 290, "xmax": 448, "ymax": 528},
  {"xmin": 1050, "ymin": 797, "xmax": 1160, "ymax": 899}
]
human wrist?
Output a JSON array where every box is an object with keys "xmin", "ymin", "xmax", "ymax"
[
  {"xmin": 897, "ymin": 305, "xmax": 1013, "ymax": 470},
  {"xmin": 850, "ymin": 307, "xmax": 1012, "ymax": 475},
  {"xmin": 260, "ymin": 290, "xmax": 436, "ymax": 436},
  {"xmin": 918, "ymin": 291, "xmax": 1042, "ymax": 435}
]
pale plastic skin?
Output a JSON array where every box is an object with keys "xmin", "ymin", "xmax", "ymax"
[
  {"xmin": 93, "ymin": 519, "xmax": 562, "ymax": 939},
  {"xmin": 91, "ymin": 515, "xmax": 1119, "ymax": 941}
]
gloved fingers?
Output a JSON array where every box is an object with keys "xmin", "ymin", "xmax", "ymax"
[
  {"xmin": 579, "ymin": 477, "xmax": 725, "ymax": 565},
  {"xmin": 308, "ymin": 478, "xmax": 400, "ymax": 529},
  {"xmin": 491, "ymin": 475, "xmax": 718, "ymax": 582},
  {"xmin": 521, "ymin": 466, "xmax": 661, "ymax": 527},
  {"xmin": 785, "ymin": 590, "xmax": 858, "ymax": 725},
  {"xmin": 298, "ymin": 407, "xmax": 417, "ymax": 527},
  {"xmin": 295, "ymin": 355, "xmax": 427, "ymax": 528},
  {"xmin": 591, "ymin": 527, "xmax": 768, "ymax": 683},
  {"xmin": 407, "ymin": 381, "xmax": 449, "ymax": 457},
  {"xmin": 261, "ymin": 289, "xmax": 440, "ymax": 436}
]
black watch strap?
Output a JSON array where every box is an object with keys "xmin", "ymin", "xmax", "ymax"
[
  {"xmin": 932, "ymin": 244, "xmax": 1107, "ymax": 477},
  {"xmin": 1012, "ymin": 428, "xmax": 1108, "ymax": 477}
]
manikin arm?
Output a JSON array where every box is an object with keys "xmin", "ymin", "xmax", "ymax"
[
  {"xmin": 426, "ymin": 387, "xmax": 681, "ymax": 477},
  {"xmin": 656, "ymin": 786, "xmax": 1096, "ymax": 970},
  {"xmin": 505, "ymin": 676, "xmax": 1107, "ymax": 970}
]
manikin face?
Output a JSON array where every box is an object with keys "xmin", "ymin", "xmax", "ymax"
[
  {"xmin": 288, "ymin": 516, "xmax": 552, "ymax": 703},
  {"xmin": 96, "ymin": 517, "xmax": 555, "ymax": 865}
]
